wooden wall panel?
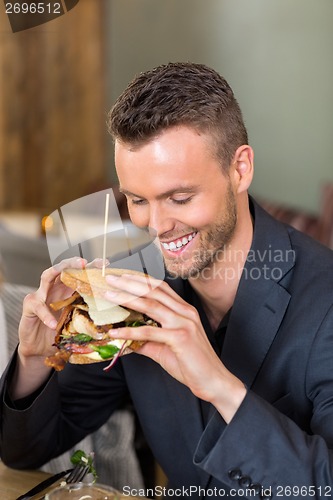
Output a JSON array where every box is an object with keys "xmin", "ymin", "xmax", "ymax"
[{"xmin": 0, "ymin": 0, "xmax": 108, "ymax": 212}]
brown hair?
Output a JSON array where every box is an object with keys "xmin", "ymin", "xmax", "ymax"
[{"xmin": 108, "ymin": 62, "xmax": 248, "ymax": 171}]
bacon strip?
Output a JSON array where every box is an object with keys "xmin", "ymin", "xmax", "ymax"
[
  {"xmin": 44, "ymin": 350, "xmax": 71, "ymax": 371},
  {"xmin": 50, "ymin": 292, "xmax": 80, "ymax": 311},
  {"xmin": 54, "ymin": 304, "xmax": 75, "ymax": 343}
]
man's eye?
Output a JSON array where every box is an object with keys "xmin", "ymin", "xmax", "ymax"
[
  {"xmin": 131, "ymin": 198, "xmax": 147, "ymax": 205},
  {"xmin": 172, "ymin": 197, "xmax": 192, "ymax": 205}
]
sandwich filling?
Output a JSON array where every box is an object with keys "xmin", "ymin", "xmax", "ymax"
[{"xmin": 45, "ymin": 292, "xmax": 156, "ymax": 371}]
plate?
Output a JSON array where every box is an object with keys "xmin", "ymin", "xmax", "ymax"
[{"xmin": 45, "ymin": 482, "xmax": 133, "ymax": 499}]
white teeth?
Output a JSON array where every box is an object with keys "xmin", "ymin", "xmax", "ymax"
[{"xmin": 162, "ymin": 232, "xmax": 197, "ymax": 252}]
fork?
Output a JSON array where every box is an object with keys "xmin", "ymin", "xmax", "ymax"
[
  {"xmin": 16, "ymin": 463, "xmax": 91, "ymax": 500},
  {"xmin": 65, "ymin": 464, "xmax": 91, "ymax": 484}
]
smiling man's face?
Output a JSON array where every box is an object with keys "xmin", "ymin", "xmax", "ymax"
[{"xmin": 115, "ymin": 126, "xmax": 238, "ymax": 279}]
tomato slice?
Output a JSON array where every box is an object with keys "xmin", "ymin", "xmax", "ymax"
[{"xmin": 65, "ymin": 343, "xmax": 94, "ymax": 354}]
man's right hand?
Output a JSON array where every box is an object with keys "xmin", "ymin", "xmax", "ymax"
[{"xmin": 9, "ymin": 257, "xmax": 87, "ymax": 400}]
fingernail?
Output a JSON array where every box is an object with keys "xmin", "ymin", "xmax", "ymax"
[
  {"xmin": 106, "ymin": 275, "xmax": 119, "ymax": 281},
  {"xmin": 97, "ymin": 258, "xmax": 110, "ymax": 265},
  {"xmin": 108, "ymin": 329, "xmax": 119, "ymax": 337},
  {"xmin": 48, "ymin": 319, "xmax": 58, "ymax": 329},
  {"xmin": 105, "ymin": 290, "xmax": 117, "ymax": 298}
]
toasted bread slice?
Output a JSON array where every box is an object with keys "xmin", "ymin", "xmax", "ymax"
[{"xmin": 60, "ymin": 268, "xmax": 147, "ymax": 298}]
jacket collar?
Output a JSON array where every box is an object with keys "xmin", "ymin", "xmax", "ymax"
[{"xmin": 221, "ymin": 198, "xmax": 294, "ymax": 387}]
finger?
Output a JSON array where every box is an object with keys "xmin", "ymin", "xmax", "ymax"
[
  {"xmin": 105, "ymin": 288, "xmax": 151, "ymax": 310},
  {"xmin": 105, "ymin": 287, "xmax": 197, "ymax": 329},
  {"xmin": 105, "ymin": 286, "xmax": 197, "ymax": 326},
  {"xmin": 107, "ymin": 272, "xmax": 181, "ymax": 301},
  {"xmin": 106, "ymin": 273, "xmax": 152, "ymax": 297},
  {"xmin": 109, "ymin": 325, "xmax": 178, "ymax": 346},
  {"xmin": 122, "ymin": 272, "xmax": 164, "ymax": 291},
  {"xmin": 38, "ymin": 257, "xmax": 87, "ymax": 300},
  {"xmin": 22, "ymin": 293, "xmax": 58, "ymax": 330},
  {"xmin": 105, "ymin": 274, "xmax": 197, "ymax": 321},
  {"xmin": 86, "ymin": 258, "xmax": 110, "ymax": 269}
]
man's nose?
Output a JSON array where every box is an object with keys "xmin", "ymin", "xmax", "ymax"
[{"xmin": 147, "ymin": 204, "xmax": 173, "ymax": 237}]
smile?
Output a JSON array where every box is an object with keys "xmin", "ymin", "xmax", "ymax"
[{"xmin": 161, "ymin": 232, "xmax": 197, "ymax": 252}]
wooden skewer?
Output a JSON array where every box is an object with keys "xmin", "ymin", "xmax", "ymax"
[{"xmin": 102, "ymin": 193, "xmax": 110, "ymax": 277}]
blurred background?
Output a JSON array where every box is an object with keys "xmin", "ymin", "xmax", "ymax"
[
  {"xmin": 0, "ymin": 0, "xmax": 332, "ymax": 491},
  {"xmin": 0, "ymin": 0, "xmax": 332, "ymax": 286}
]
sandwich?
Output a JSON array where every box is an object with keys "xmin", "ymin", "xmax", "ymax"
[{"xmin": 45, "ymin": 267, "xmax": 158, "ymax": 371}]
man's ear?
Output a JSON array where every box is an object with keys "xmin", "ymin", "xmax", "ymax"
[{"xmin": 231, "ymin": 145, "xmax": 254, "ymax": 194}]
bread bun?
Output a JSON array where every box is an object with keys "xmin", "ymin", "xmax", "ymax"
[
  {"xmin": 60, "ymin": 267, "xmax": 147, "ymax": 298},
  {"xmin": 69, "ymin": 353, "xmax": 104, "ymax": 364}
]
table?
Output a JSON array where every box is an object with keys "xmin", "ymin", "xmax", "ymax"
[
  {"xmin": 0, "ymin": 461, "xmax": 151, "ymax": 499},
  {"xmin": 0, "ymin": 460, "xmax": 51, "ymax": 499}
]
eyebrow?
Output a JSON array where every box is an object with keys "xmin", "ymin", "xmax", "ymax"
[{"xmin": 119, "ymin": 185, "xmax": 198, "ymax": 200}]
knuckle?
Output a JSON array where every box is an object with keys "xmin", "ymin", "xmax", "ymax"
[
  {"xmin": 141, "ymin": 297, "xmax": 155, "ymax": 311},
  {"xmin": 152, "ymin": 277, "xmax": 164, "ymax": 289},
  {"xmin": 184, "ymin": 304, "xmax": 199, "ymax": 322},
  {"xmin": 176, "ymin": 327, "xmax": 189, "ymax": 343},
  {"xmin": 23, "ymin": 292, "xmax": 36, "ymax": 308},
  {"xmin": 137, "ymin": 325, "xmax": 151, "ymax": 337},
  {"xmin": 23, "ymin": 291, "xmax": 46, "ymax": 315},
  {"xmin": 40, "ymin": 267, "xmax": 53, "ymax": 283}
]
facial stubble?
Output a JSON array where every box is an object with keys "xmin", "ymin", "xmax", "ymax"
[{"xmin": 164, "ymin": 183, "xmax": 238, "ymax": 279}]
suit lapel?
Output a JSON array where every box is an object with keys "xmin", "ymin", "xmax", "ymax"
[
  {"xmin": 222, "ymin": 200, "xmax": 294, "ymax": 388},
  {"xmin": 222, "ymin": 278, "xmax": 291, "ymax": 387}
]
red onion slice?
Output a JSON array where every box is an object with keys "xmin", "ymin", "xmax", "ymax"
[{"xmin": 103, "ymin": 340, "xmax": 129, "ymax": 372}]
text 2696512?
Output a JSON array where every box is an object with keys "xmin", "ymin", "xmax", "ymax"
[
  {"xmin": 5, "ymin": 3, "xmax": 61, "ymax": 14},
  {"xmin": 276, "ymin": 485, "xmax": 332, "ymax": 497}
]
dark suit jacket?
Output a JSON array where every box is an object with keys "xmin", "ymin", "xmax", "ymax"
[{"xmin": 1, "ymin": 199, "xmax": 333, "ymax": 499}]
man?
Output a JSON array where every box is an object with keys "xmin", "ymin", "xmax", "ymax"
[{"xmin": 1, "ymin": 62, "xmax": 333, "ymax": 499}]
